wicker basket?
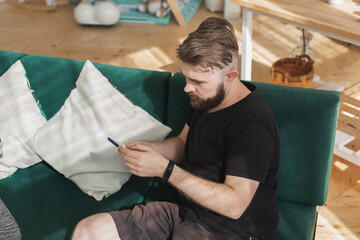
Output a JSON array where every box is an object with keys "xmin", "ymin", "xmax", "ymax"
[{"xmin": 270, "ymin": 54, "xmax": 314, "ymax": 88}]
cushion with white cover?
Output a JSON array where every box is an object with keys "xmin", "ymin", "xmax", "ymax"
[
  {"xmin": 30, "ymin": 60, "xmax": 171, "ymax": 201},
  {"xmin": 0, "ymin": 60, "xmax": 46, "ymax": 179}
]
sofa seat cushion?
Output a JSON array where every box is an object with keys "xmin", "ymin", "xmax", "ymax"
[
  {"xmin": 0, "ymin": 162, "xmax": 155, "ymax": 240},
  {"xmin": 143, "ymin": 178, "xmax": 181, "ymax": 204},
  {"xmin": 277, "ymin": 200, "xmax": 317, "ymax": 240}
]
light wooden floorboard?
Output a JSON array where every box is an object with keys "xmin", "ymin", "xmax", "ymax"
[
  {"xmin": 319, "ymin": 155, "xmax": 360, "ymax": 239},
  {"xmin": 1, "ymin": 2, "xmax": 360, "ymax": 239}
]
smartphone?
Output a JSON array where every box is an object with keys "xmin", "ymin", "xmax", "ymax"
[{"xmin": 107, "ymin": 137, "xmax": 126, "ymax": 148}]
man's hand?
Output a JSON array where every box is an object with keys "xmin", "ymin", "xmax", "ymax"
[
  {"xmin": 118, "ymin": 143, "xmax": 169, "ymax": 178},
  {"xmin": 125, "ymin": 141, "xmax": 150, "ymax": 149}
]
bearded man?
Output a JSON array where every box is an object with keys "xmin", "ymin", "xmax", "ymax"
[{"xmin": 72, "ymin": 17, "xmax": 280, "ymax": 240}]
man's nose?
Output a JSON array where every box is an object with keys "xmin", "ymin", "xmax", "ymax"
[{"xmin": 184, "ymin": 82, "xmax": 195, "ymax": 93}]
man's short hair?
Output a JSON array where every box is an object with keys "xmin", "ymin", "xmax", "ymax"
[{"xmin": 177, "ymin": 17, "xmax": 239, "ymax": 71}]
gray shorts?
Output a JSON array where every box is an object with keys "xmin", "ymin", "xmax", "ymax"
[{"xmin": 109, "ymin": 201, "xmax": 216, "ymax": 240}]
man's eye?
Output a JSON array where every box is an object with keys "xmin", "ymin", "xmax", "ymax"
[{"xmin": 193, "ymin": 80, "xmax": 203, "ymax": 85}]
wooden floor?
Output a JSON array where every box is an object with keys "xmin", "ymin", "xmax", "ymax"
[{"xmin": 1, "ymin": 2, "xmax": 360, "ymax": 239}]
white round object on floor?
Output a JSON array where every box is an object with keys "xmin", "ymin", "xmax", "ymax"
[
  {"xmin": 94, "ymin": 1, "xmax": 120, "ymax": 25},
  {"xmin": 74, "ymin": 2, "xmax": 95, "ymax": 25},
  {"xmin": 74, "ymin": 1, "xmax": 120, "ymax": 26}
]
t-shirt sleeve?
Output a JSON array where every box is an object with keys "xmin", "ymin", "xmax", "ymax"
[{"xmin": 225, "ymin": 120, "xmax": 275, "ymax": 183}]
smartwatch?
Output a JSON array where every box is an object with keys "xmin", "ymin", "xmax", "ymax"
[{"xmin": 162, "ymin": 160, "xmax": 175, "ymax": 182}]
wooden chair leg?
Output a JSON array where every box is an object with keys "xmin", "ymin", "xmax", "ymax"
[{"xmin": 313, "ymin": 211, "xmax": 319, "ymax": 240}]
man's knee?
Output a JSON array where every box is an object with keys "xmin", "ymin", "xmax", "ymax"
[
  {"xmin": 72, "ymin": 216, "xmax": 94, "ymax": 240},
  {"xmin": 72, "ymin": 213, "xmax": 120, "ymax": 240}
]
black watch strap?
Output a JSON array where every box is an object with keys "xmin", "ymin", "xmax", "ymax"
[{"xmin": 162, "ymin": 160, "xmax": 175, "ymax": 182}]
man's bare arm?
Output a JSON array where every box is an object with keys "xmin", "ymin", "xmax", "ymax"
[
  {"xmin": 169, "ymin": 166, "xmax": 259, "ymax": 219},
  {"xmin": 119, "ymin": 124, "xmax": 258, "ymax": 219}
]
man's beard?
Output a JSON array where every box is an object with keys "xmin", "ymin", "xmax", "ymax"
[{"xmin": 188, "ymin": 83, "xmax": 225, "ymax": 111}]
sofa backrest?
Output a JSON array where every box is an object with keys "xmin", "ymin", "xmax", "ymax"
[
  {"xmin": 0, "ymin": 50, "xmax": 26, "ymax": 75},
  {"xmin": 166, "ymin": 73, "xmax": 190, "ymax": 137},
  {"xmin": 253, "ymin": 81, "xmax": 340, "ymax": 206},
  {"xmin": 0, "ymin": 50, "xmax": 175, "ymax": 240},
  {"xmin": 167, "ymin": 73, "xmax": 340, "ymax": 206},
  {"xmin": 0, "ymin": 51, "xmax": 172, "ymax": 124}
]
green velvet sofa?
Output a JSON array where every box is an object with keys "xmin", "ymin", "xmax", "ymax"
[{"xmin": 0, "ymin": 50, "xmax": 340, "ymax": 240}]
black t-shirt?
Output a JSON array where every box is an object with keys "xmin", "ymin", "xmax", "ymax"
[{"xmin": 178, "ymin": 81, "xmax": 281, "ymax": 240}]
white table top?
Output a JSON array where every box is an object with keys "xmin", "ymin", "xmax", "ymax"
[{"xmin": 230, "ymin": 0, "xmax": 360, "ymax": 46}]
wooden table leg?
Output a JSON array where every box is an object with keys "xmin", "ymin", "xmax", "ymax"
[{"xmin": 241, "ymin": 7, "xmax": 253, "ymax": 81}]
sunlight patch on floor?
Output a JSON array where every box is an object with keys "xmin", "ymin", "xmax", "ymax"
[
  {"xmin": 125, "ymin": 46, "xmax": 174, "ymax": 71},
  {"xmin": 251, "ymin": 42, "xmax": 281, "ymax": 67},
  {"xmin": 334, "ymin": 160, "xmax": 349, "ymax": 171},
  {"xmin": 317, "ymin": 207, "xmax": 359, "ymax": 240}
]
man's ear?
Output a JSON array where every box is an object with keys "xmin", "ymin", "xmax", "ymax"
[{"xmin": 226, "ymin": 69, "xmax": 238, "ymax": 83}]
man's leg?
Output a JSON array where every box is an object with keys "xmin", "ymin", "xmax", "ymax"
[
  {"xmin": 72, "ymin": 213, "xmax": 120, "ymax": 240},
  {"xmin": 109, "ymin": 202, "xmax": 181, "ymax": 240},
  {"xmin": 72, "ymin": 202, "xmax": 181, "ymax": 240},
  {"xmin": 172, "ymin": 219, "xmax": 216, "ymax": 240}
]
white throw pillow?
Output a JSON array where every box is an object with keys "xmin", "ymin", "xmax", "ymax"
[
  {"xmin": 0, "ymin": 60, "xmax": 47, "ymax": 179},
  {"xmin": 30, "ymin": 60, "xmax": 172, "ymax": 201}
]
